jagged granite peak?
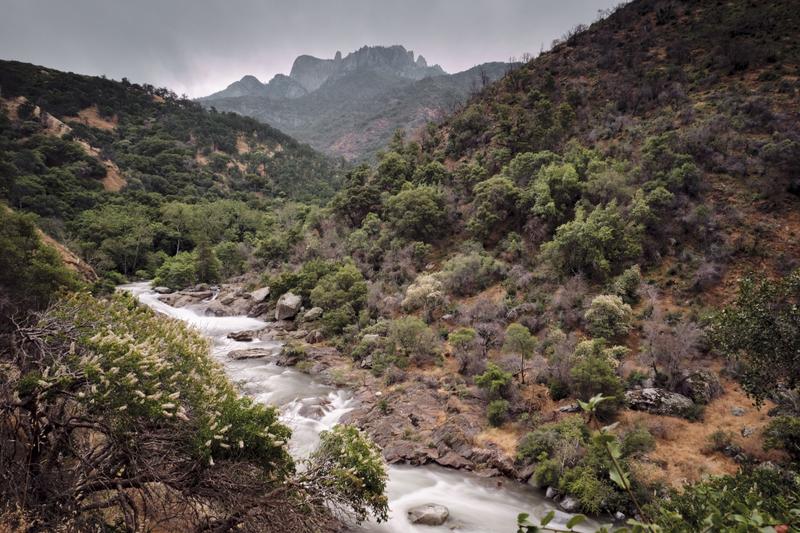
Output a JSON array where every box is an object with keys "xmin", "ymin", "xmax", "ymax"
[
  {"xmin": 198, "ymin": 45, "xmax": 510, "ymax": 160},
  {"xmin": 289, "ymin": 45, "xmax": 446, "ymax": 92}
]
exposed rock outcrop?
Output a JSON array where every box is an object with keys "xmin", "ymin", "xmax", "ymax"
[
  {"xmin": 625, "ymin": 388, "xmax": 694, "ymax": 416},
  {"xmin": 676, "ymin": 369, "xmax": 723, "ymax": 404}
]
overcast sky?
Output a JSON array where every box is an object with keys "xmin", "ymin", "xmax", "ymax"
[{"xmin": 1, "ymin": 0, "xmax": 618, "ymax": 98}]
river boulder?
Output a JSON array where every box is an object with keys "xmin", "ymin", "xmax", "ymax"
[
  {"xmin": 250, "ymin": 287, "xmax": 270, "ymax": 303},
  {"xmin": 625, "ymin": 388, "xmax": 694, "ymax": 416},
  {"xmin": 275, "ymin": 292, "xmax": 302, "ymax": 320},
  {"xmin": 227, "ymin": 330, "xmax": 255, "ymax": 342},
  {"xmin": 228, "ymin": 348, "xmax": 275, "ymax": 360},
  {"xmin": 153, "ymin": 286, "xmax": 173, "ymax": 294},
  {"xmin": 407, "ymin": 504, "xmax": 449, "ymax": 526}
]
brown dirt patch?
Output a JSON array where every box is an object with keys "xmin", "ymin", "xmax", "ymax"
[
  {"xmin": 476, "ymin": 427, "xmax": 521, "ymax": 456},
  {"xmin": 37, "ymin": 231, "xmax": 97, "ymax": 282},
  {"xmin": 67, "ymin": 105, "xmax": 117, "ymax": 131},
  {"xmin": 619, "ymin": 378, "xmax": 781, "ymax": 488},
  {"xmin": 236, "ymin": 135, "xmax": 251, "ymax": 154}
]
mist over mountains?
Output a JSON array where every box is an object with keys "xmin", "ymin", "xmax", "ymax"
[{"xmin": 199, "ymin": 45, "xmax": 512, "ymax": 159}]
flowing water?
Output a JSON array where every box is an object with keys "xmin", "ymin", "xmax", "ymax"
[{"xmin": 123, "ymin": 282, "xmax": 597, "ymax": 532}]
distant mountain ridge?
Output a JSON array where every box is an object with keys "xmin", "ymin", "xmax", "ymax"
[{"xmin": 199, "ymin": 45, "xmax": 512, "ymax": 160}]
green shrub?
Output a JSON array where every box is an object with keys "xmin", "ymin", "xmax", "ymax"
[
  {"xmin": 584, "ymin": 294, "xmax": 633, "ymax": 339},
  {"xmin": 533, "ymin": 456, "xmax": 562, "ymax": 488},
  {"xmin": 611, "ymin": 264, "xmax": 642, "ymax": 304},
  {"xmin": 440, "ymin": 252, "xmax": 506, "ymax": 296},
  {"xmin": 268, "ymin": 259, "xmax": 339, "ymax": 305},
  {"xmin": 570, "ymin": 355, "xmax": 624, "ymax": 420},
  {"xmin": 558, "ymin": 465, "xmax": 617, "ymax": 515},
  {"xmin": 621, "ymin": 425, "xmax": 656, "ymax": 457},
  {"xmin": 704, "ymin": 429, "xmax": 736, "ymax": 455},
  {"xmin": 475, "ymin": 363, "xmax": 514, "ymax": 400},
  {"xmin": 310, "ymin": 262, "xmax": 368, "ymax": 335},
  {"xmin": 548, "ymin": 378, "xmax": 570, "ymax": 400},
  {"xmin": 387, "ymin": 317, "xmax": 440, "ymax": 365},
  {"xmin": 487, "ymin": 399, "xmax": 510, "ymax": 427},
  {"xmin": 307, "ymin": 425, "xmax": 389, "ymax": 523},
  {"xmin": 712, "ymin": 270, "xmax": 800, "ymax": 406},
  {"xmin": 153, "ymin": 251, "xmax": 196, "ymax": 290},
  {"xmin": 763, "ymin": 416, "xmax": 800, "ymax": 461},
  {"xmin": 517, "ymin": 416, "xmax": 588, "ymax": 461}
]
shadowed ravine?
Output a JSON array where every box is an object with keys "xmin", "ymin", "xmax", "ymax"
[{"xmin": 124, "ymin": 282, "xmax": 597, "ymax": 532}]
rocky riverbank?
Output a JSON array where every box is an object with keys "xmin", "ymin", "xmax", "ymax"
[{"xmin": 154, "ymin": 282, "xmax": 526, "ymax": 480}]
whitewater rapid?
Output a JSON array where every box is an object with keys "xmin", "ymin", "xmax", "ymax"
[{"xmin": 123, "ymin": 282, "xmax": 596, "ymax": 532}]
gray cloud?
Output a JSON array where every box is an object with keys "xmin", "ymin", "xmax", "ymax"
[{"xmin": 1, "ymin": 0, "xmax": 617, "ymax": 97}]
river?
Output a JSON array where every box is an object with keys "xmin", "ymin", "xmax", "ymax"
[{"xmin": 123, "ymin": 282, "xmax": 596, "ymax": 533}]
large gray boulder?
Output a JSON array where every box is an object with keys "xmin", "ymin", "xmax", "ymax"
[
  {"xmin": 250, "ymin": 287, "xmax": 270, "ymax": 303},
  {"xmin": 676, "ymin": 369, "xmax": 723, "ymax": 404},
  {"xmin": 275, "ymin": 292, "xmax": 302, "ymax": 320},
  {"xmin": 407, "ymin": 504, "xmax": 449, "ymax": 526},
  {"xmin": 625, "ymin": 388, "xmax": 694, "ymax": 416},
  {"xmin": 153, "ymin": 286, "xmax": 173, "ymax": 294}
]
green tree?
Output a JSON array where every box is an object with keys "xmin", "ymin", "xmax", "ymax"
[
  {"xmin": 503, "ymin": 323, "xmax": 537, "ymax": 384},
  {"xmin": 528, "ymin": 162, "xmax": 582, "ymax": 226},
  {"xmin": 374, "ymin": 151, "xmax": 411, "ymax": 193},
  {"xmin": 0, "ymin": 207, "xmax": 80, "ymax": 317},
  {"xmin": 384, "ymin": 185, "xmax": 447, "ymax": 242},
  {"xmin": 194, "ymin": 239, "xmax": 221, "ymax": 284},
  {"xmin": 541, "ymin": 200, "xmax": 643, "ymax": 281},
  {"xmin": 712, "ymin": 270, "xmax": 800, "ymax": 406},
  {"xmin": 310, "ymin": 262, "xmax": 368, "ymax": 334},
  {"xmin": 570, "ymin": 355, "xmax": 624, "ymax": 420},
  {"xmin": 467, "ymin": 176, "xmax": 521, "ymax": 241},
  {"xmin": 475, "ymin": 363, "xmax": 514, "ymax": 400},
  {"xmin": 153, "ymin": 251, "xmax": 196, "ymax": 290},
  {"xmin": 77, "ymin": 204, "xmax": 158, "ymax": 276},
  {"xmin": 584, "ymin": 294, "xmax": 633, "ymax": 340}
]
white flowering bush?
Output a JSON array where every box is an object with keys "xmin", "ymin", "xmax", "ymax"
[
  {"xmin": 27, "ymin": 291, "xmax": 292, "ymax": 472},
  {"xmin": 3, "ymin": 292, "xmax": 387, "ymax": 531}
]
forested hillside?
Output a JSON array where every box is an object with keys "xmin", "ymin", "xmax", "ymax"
[{"xmin": 0, "ymin": 60, "xmax": 343, "ymax": 287}]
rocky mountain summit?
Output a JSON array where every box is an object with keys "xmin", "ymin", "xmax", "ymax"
[
  {"xmin": 199, "ymin": 45, "xmax": 511, "ymax": 159},
  {"xmin": 205, "ymin": 45, "xmax": 446, "ymax": 100}
]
